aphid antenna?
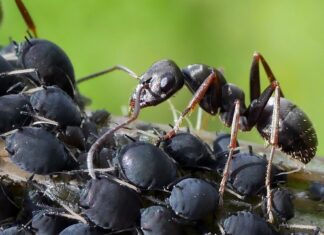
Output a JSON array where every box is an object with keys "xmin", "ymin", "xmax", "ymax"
[
  {"xmin": 143, "ymin": 195, "xmax": 167, "ymax": 206},
  {"xmin": 218, "ymin": 222, "xmax": 226, "ymax": 235},
  {"xmin": 103, "ymin": 174, "xmax": 141, "ymax": 193},
  {"xmin": 167, "ymin": 99, "xmax": 179, "ymax": 125},
  {"xmin": 275, "ymin": 165, "xmax": 303, "ymax": 176},
  {"xmin": 227, "ymin": 199, "xmax": 253, "ymax": 210},
  {"xmin": 0, "ymin": 129, "xmax": 18, "ymax": 137},
  {"xmin": 0, "ymin": 183, "xmax": 19, "ymax": 208},
  {"xmin": 224, "ymin": 187, "xmax": 246, "ymax": 201},
  {"xmin": 26, "ymin": 113, "xmax": 59, "ymax": 126}
]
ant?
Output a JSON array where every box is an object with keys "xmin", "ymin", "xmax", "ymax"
[
  {"xmin": 80, "ymin": 55, "xmax": 317, "ymax": 223},
  {"xmin": 12, "ymin": 0, "xmax": 317, "ymax": 223}
]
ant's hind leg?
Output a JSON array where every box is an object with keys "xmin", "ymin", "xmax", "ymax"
[
  {"xmin": 218, "ymin": 100, "xmax": 241, "ymax": 206},
  {"xmin": 265, "ymin": 85, "xmax": 281, "ymax": 223},
  {"xmin": 250, "ymin": 52, "xmax": 284, "ymax": 102}
]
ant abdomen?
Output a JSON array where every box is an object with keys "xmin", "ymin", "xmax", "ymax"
[{"xmin": 256, "ymin": 97, "xmax": 317, "ymax": 163}]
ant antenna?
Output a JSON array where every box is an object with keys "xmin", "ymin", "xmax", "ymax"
[{"xmin": 77, "ymin": 65, "xmax": 139, "ymax": 84}]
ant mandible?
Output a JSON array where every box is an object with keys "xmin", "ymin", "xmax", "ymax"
[{"xmin": 80, "ymin": 54, "xmax": 317, "ymax": 223}]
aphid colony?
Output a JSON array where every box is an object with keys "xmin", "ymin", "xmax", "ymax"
[{"xmin": 0, "ymin": 1, "xmax": 321, "ymax": 235}]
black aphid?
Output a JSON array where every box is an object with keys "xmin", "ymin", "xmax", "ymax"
[
  {"xmin": 5, "ymin": 127, "xmax": 78, "ymax": 174},
  {"xmin": 115, "ymin": 142, "xmax": 177, "ymax": 190},
  {"xmin": 79, "ymin": 178, "xmax": 141, "ymax": 230},
  {"xmin": 168, "ymin": 178, "xmax": 219, "ymax": 221}
]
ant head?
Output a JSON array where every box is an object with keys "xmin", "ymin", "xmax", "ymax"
[{"xmin": 129, "ymin": 60, "xmax": 184, "ymax": 110}]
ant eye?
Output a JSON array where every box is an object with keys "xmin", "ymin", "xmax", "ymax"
[{"xmin": 160, "ymin": 74, "xmax": 175, "ymax": 93}]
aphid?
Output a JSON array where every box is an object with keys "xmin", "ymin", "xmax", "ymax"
[
  {"xmin": 114, "ymin": 142, "xmax": 177, "ymax": 190},
  {"xmin": 162, "ymin": 132, "xmax": 217, "ymax": 169},
  {"xmin": 16, "ymin": 38, "xmax": 76, "ymax": 98},
  {"xmin": 31, "ymin": 209, "xmax": 77, "ymax": 235},
  {"xmin": 29, "ymin": 86, "xmax": 82, "ymax": 127},
  {"xmin": 141, "ymin": 206, "xmax": 183, "ymax": 235},
  {"xmin": 308, "ymin": 182, "xmax": 324, "ymax": 201},
  {"xmin": 0, "ymin": 225, "xmax": 33, "ymax": 235},
  {"xmin": 167, "ymin": 177, "xmax": 219, "ymax": 221},
  {"xmin": 5, "ymin": 127, "xmax": 78, "ymax": 174},
  {"xmin": 79, "ymin": 177, "xmax": 141, "ymax": 230},
  {"xmin": 59, "ymin": 223, "xmax": 103, "ymax": 235},
  {"xmin": 1, "ymin": 0, "xmax": 76, "ymax": 98},
  {"xmin": 262, "ymin": 188, "xmax": 294, "ymax": 222},
  {"xmin": 225, "ymin": 150, "xmax": 286, "ymax": 197},
  {"xmin": 0, "ymin": 181, "xmax": 19, "ymax": 222},
  {"xmin": 0, "ymin": 94, "xmax": 31, "ymax": 134},
  {"xmin": 0, "ymin": 55, "xmax": 36, "ymax": 96},
  {"xmin": 222, "ymin": 211, "xmax": 278, "ymax": 235}
]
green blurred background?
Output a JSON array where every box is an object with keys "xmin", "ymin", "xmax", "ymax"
[{"xmin": 1, "ymin": 0, "xmax": 323, "ymax": 156}]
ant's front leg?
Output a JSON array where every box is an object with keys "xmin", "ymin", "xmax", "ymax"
[
  {"xmin": 87, "ymin": 83, "xmax": 147, "ymax": 179},
  {"xmin": 161, "ymin": 71, "xmax": 218, "ymax": 141}
]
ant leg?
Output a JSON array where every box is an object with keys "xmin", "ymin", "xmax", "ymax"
[
  {"xmin": 77, "ymin": 65, "xmax": 139, "ymax": 84},
  {"xmin": 250, "ymin": 52, "xmax": 284, "ymax": 102},
  {"xmin": 15, "ymin": 0, "xmax": 37, "ymax": 38},
  {"xmin": 218, "ymin": 100, "xmax": 240, "ymax": 206},
  {"xmin": 265, "ymin": 85, "xmax": 280, "ymax": 223},
  {"xmin": 161, "ymin": 71, "xmax": 217, "ymax": 140},
  {"xmin": 87, "ymin": 84, "xmax": 146, "ymax": 179}
]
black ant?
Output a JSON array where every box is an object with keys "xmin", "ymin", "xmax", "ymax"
[{"xmin": 80, "ymin": 54, "xmax": 317, "ymax": 223}]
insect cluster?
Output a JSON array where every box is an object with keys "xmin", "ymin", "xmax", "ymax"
[{"xmin": 0, "ymin": 1, "xmax": 322, "ymax": 235}]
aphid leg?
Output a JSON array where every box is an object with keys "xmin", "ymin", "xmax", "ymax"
[
  {"xmin": 265, "ymin": 85, "xmax": 280, "ymax": 223},
  {"xmin": 161, "ymin": 71, "xmax": 217, "ymax": 140},
  {"xmin": 15, "ymin": 0, "xmax": 37, "ymax": 38},
  {"xmin": 280, "ymin": 223, "xmax": 320, "ymax": 235},
  {"xmin": 87, "ymin": 84, "xmax": 146, "ymax": 179},
  {"xmin": 77, "ymin": 65, "xmax": 139, "ymax": 84},
  {"xmin": 218, "ymin": 100, "xmax": 240, "ymax": 206}
]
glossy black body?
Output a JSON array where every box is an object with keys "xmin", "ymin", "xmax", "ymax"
[
  {"xmin": 31, "ymin": 209, "xmax": 76, "ymax": 235},
  {"xmin": 5, "ymin": 127, "xmax": 77, "ymax": 174},
  {"xmin": 140, "ymin": 206, "xmax": 182, "ymax": 235},
  {"xmin": 262, "ymin": 188, "xmax": 294, "ymax": 222},
  {"xmin": 0, "ymin": 55, "xmax": 30, "ymax": 96},
  {"xmin": 0, "ymin": 94, "xmax": 31, "ymax": 133},
  {"xmin": 80, "ymin": 178, "xmax": 141, "ymax": 230},
  {"xmin": 115, "ymin": 142, "xmax": 177, "ymax": 189},
  {"xmin": 168, "ymin": 178, "xmax": 219, "ymax": 221},
  {"xmin": 17, "ymin": 39, "xmax": 75, "ymax": 97},
  {"xmin": 227, "ymin": 151, "xmax": 286, "ymax": 196},
  {"xmin": 129, "ymin": 60, "xmax": 184, "ymax": 110},
  {"xmin": 256, "ymin": 97, "xmax": 317, "ymax": 164},
  {"xmin": 223, "ymin": 211, "xmax": 278, "ymax": 235},
  {"xmin": 59, "ymin": 223, "xmax": 103, "ymax": 235},
  {"xmin": 162, "ymin": 132, "xmax": 217, "ymax": 169},
  {"xmin": 30, "ymin": 86, "xmax": 82, "ymax": 127}
]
